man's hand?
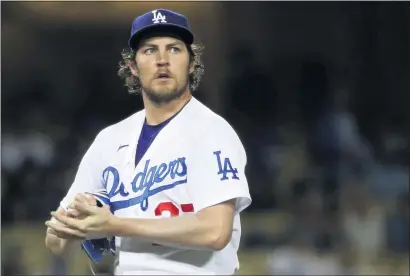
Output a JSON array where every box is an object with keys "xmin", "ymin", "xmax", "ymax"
[
  {"xmin": 45, "ymin": 194, "xmax": 116, "ymax": 240},
  {"xmin": 66, "ymin": 193, "xmax": 97, "ymax": 218},
  {"xmin": 46, "ymin": 194, "xmax": 97, "ymax": 240},
  {"xmin": 47, "ymin": 221, "xmax": 85, "ymax": 240},
  {"xmin": 45, "ymin": 207, "xmax": 84, "ymax": 256}
]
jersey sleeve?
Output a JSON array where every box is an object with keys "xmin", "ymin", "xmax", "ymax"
[
  {"xmin": 187, "ymin": 124, "xmax": 252, "ymax": 215},
  {"xmin": 60, "ymin": 131, "xmax": 105, "ymax": 208}
]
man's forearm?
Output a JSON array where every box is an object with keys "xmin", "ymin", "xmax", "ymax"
[{"xmin": 109, "ymin": 214, "xmax": 227, "ymax": 251}]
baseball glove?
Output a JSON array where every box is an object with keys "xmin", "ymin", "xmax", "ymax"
[{"xmin": 80, "ymin": 189, "xmax": 116, "ymax": 263}]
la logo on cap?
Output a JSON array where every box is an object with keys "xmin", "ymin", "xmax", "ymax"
[{"xmin": 152, "ymin": 10, "xmax": 167, "ymax": 24}]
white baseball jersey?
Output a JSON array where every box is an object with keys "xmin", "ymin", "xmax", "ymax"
[{"xmin": 61, "ymin": 97, "xmax": 252, "ymax": 275}]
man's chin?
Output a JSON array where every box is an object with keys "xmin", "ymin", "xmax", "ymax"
[
  {"xmin": 153, "ymin": 86, "xmax": 174, "ymax": 94},
  {"xmin": 143, "ymin": 88, "xmax": 185, "ymax": 105}
]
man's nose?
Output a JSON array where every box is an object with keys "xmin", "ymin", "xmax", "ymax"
[{"xmin": 156, "ymin": 51, "xmax": 170, "ymax": 67}]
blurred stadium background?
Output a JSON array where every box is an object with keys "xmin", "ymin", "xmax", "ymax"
[{"xmin": 1, "ymin": 1, "xmax": 409, "ymax": 275}]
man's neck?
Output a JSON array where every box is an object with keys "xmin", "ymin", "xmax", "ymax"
[{"xmin": 143, "ymin": 92, "xmax": 192, "ymax": 125}]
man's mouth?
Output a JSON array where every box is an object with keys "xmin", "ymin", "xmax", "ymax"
[{"xmin": 156, "ymin": 73, "xmax": 170, "ymax": 79}]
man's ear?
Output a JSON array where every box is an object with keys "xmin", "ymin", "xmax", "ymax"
[
  {"xmin": 189, "ymin": 62, "xmax": 195, "ymax": 74},
  {"xmin": 129, "ymin": 62, "xmax": 139, "ymax": 77}
]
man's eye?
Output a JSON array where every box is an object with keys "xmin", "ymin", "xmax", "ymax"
[
  {"xmin": 144, "ymin": 48, "xmax": 156, "ymax": 54},
  {"xmin": 169, "ymin": 47, "xmax": 181, "ymax": 54}
]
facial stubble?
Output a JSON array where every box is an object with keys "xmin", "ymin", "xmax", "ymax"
[
  {"xmin": 137, "ymin": 65, "xmax": 190, "ymax": 105},
  {"xmin": 143, "ymin": 81, "xmax": 188, "ymax": 105}
]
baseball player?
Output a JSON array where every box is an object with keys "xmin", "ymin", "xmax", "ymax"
[{"xmin": 45, "ymin": 9, "xmax": 252, "ymax": 275}]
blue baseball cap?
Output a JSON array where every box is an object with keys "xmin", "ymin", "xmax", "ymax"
[{"xmin": 128, "ymin": 9, "xmax": 194, "ymax": 49}]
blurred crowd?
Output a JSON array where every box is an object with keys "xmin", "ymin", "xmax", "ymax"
[
  {"xmin": 2, "ymin": 2, "xmax": 409, "ymax": 275},
  {"xmin": 224, "ymin": 52, "xmax": 408, "ymax": 274},
  {"xmin": 2, "ymin": 54, "xmax": 408, "ymax": 275}
]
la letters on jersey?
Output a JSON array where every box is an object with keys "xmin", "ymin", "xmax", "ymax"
[
  {"xmin": 213, "ymin": 151, "xmax": 240, "ymax": 181},
  {"xmin": 103, "ymin": 151, "xmax": 240, "ymax": 213}
]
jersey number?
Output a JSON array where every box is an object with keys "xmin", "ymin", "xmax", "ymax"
[
  {"xmin": 152, "ymin": 202, "xmax": 194, "ymax": 246},
  {"xmin": 154, "ymin": 202, "xmax": 194, "ymax": 217}
]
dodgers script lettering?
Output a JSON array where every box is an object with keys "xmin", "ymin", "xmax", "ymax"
[{"xmin": 103, "ymin": 157, "xmax": 187, "ymax": 212}]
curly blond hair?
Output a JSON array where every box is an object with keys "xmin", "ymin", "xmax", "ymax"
[{"xmin": 117, "ymin": 44, "xmax": 204, "ymax": 95}]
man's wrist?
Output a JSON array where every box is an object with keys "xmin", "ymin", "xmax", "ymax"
[{"xmin": 107, "ymin": 214, "xmax": 122, "ymax": 236}]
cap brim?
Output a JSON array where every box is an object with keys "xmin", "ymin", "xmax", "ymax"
[{"xmin": 128, "ymin": 24, "xmax": 194, "ymax": 49}]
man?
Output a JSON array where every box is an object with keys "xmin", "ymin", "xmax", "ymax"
[{"xmin": 45, "ymin": 9, "xmax": 252, "ymax": 275}]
